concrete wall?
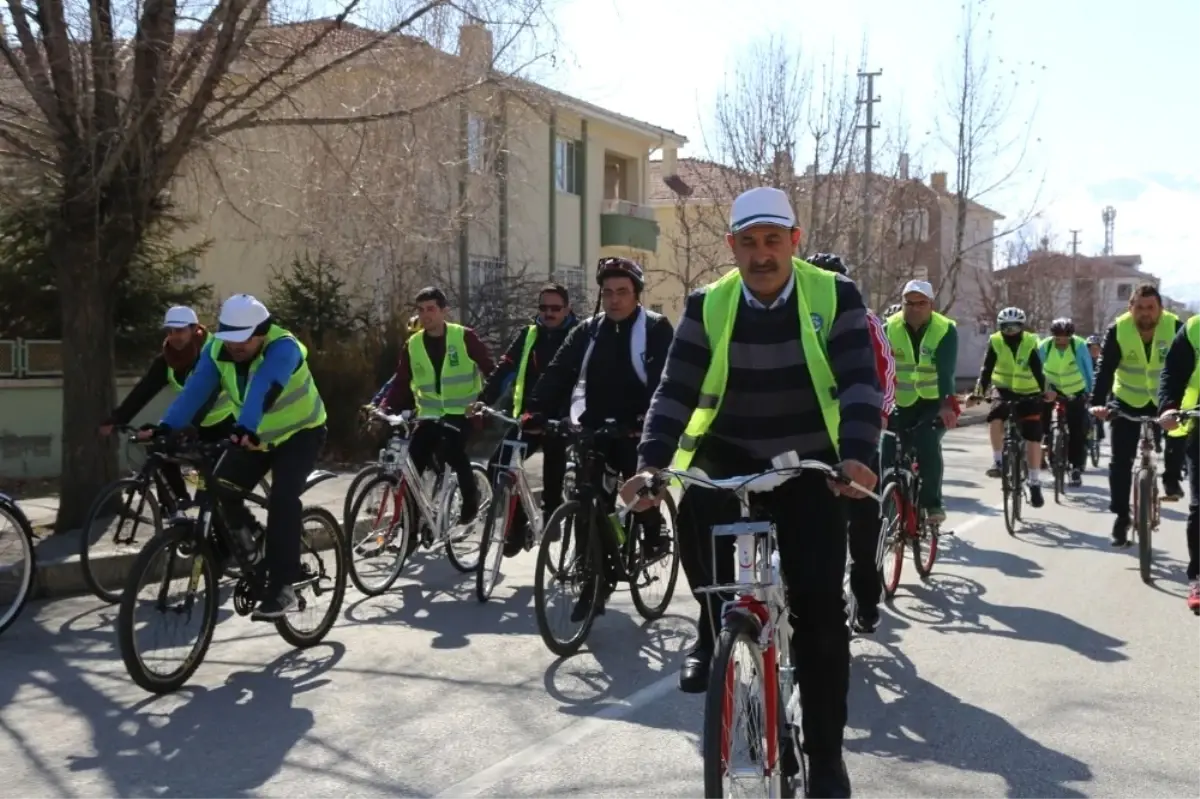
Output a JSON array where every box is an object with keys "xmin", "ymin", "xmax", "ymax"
[{"xmin": 0, "ymin": 378, "xmax": 173, "ymax": 479}]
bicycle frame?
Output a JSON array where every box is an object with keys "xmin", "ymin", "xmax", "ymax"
[{"xmin": 376, "ymin": 415, "xmax": 462, "ymax": 542}]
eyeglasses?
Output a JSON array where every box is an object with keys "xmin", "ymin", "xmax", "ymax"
[{"xmin": 538, "ymin": 304, "xmax": 564, "ymax": 312}]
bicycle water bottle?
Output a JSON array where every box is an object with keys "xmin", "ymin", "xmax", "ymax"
[{"xmin": 606, "ymin": 512, "xmax": 626, "ymax": 545}]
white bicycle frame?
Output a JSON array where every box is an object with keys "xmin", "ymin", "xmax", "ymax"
[{"xmin": 375, "ymin": 413, "xmax": 467, "ymax": 544}]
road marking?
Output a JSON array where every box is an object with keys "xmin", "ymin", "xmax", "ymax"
[{"xmin": 435, "ymin": 670, "xmax": 680, "ymax": 797}]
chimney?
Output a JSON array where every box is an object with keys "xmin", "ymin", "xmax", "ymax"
[
  {"xmin": 930, "ymin": 171, "xmax": 947, "ymax": 192},
  {"xmin": 898, "ymin": 153, "xmax": 909, "ymax": 180},
  {"xmin": 772, "ymin": 147, "xmax": 794, "ymax": 182},
  {"xmin": 458, "ymin": 22, "xmax": 494, "ymax": 72}
]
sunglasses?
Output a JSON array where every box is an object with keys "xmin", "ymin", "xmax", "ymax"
[{"xmin": 538, "ymin": 304, "xmax": 564, "ymax": 312}]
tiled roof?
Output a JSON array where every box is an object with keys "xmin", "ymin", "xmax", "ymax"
[{"xmin": 997, "ymin": 251, "xmax": 1149, "ymax": 281}]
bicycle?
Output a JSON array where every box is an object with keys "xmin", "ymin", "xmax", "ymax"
[
  {"xmin": 1107, "ymin": 407, "xmax": 1163, "ymax": 584},
  {"xmin": 0, "ymin": 493, "xmax": 36, "ymax": 637},
  {"xmin": 878, "ymin": 418, "xmax": 951, "ymax": 602},
  {"xmin": 1087, "ymin": 415, "xmax": 1103, "ymax": 469},
  {"xmin": 473, "ymin": 406, "xmax": 555, "ymax": 602},
  {"xmin": 1047, "ymin": 397, "xmax": 1072, "ymax": 503},
  {"xmin": 628, "ymin": 453, "xmax": 876, "ymax": 798},
  {"xmin": 116, "ymin": 434, "xmax": 346, "ymax": 694},
  {"xmin": 341, "ymin": 406, "xmax": 390, "ymax": 542},
  {"xmin": 81, "ymin": 425, "xmax": 270, "ymax": 604},
  {"xmin": 974, "ymin": 396, "xmax": 1032, "ymax": 536},
  {"xmin": 533, "ymin": 419, "xmax": 680, "ymax": 657},
  {"xmin": 343, "ymin": 409, "xmax": 490, "ymax": 596}
]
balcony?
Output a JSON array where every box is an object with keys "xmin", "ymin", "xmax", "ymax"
[{"xmin": 599, "ymin": 199, "xmax": 659, "ymax": 252}]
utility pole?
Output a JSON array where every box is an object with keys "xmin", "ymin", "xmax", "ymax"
[
  {"xmin": 1069, "ymin": 229, "xmax": 1081, "ymax": 257},
  {"xmin": 856, "ymin": 69, "xmax": 882, "ymax": 305}
]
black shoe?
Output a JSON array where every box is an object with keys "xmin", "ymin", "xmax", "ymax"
[
  {"xmin": 641, "ymin": 528, "xmax": 668, "ymax": 561},
  {"xmin": 1069, "ymin": 469, "xmax": 1082, "ymax": 487},
  {"xmin": 502, "ymin": 519, "xmax": 529, "ymax": 558},
  {"xmin": 1163, "ymin": 478, "xmax": 1184, "ymax": 502},
  {"xmin": 457, "ymin": 490, "xmax": 480, "ymax": 526},
  {"xmin": 1111, "ymin": 517, "xmax": 1130, "ymax": 547},
  {"xmin": 807, "ymin": 757, "xmax": 851, "ymax": 798},
  {"xmin": 986, "ymin": 463, "xmax": 1002, "ymax": 478},
  {"xmin": 678, "ymin": 647, "xmax": 711, "ymax": 694},
  {"xmin": 1028, "ymin": 484, "xmax": 1045, "ymax": 508},
  {"xmin": 852, "ymin": 605, "xmax": 879, "ymax": 634},
  {"xmin": 251, "ymin": 585, "xmax": 297, "ymax": 621},
  {"xmin": 569, "ymin": 581, "xmax": 613, "ymax": 622}
]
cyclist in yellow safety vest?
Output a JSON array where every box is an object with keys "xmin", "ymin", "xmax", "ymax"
[
  {"xmin": 101, "ymin": 305, "xmax": 237, "ymax": 508},
  {"xmin": 1157, "ymin": 313, "xmax": 1200, "ymax": 613},
  {"xmin": 474, "ymin": 282, "xmax": 577, "ymax": 556},
  {"xmin": 966, "ymin": 306, "xmax": 1053, "ymax": 509},
  {"xmin": 1089, "ymin": 282, "xmax": 1185, "ymax": 546},
  {"xmin": 156, "ymin": 294, "xmax": 328, "ymax": 620},
  {"xmin": 380, "ymin": 286, "xmax": 494, "ymax": 525},
  {"xmin": 885, "ymin": 279, "xmax": 961, "ymax": 523},
  {"xmin": 1037, "ymin": 318, "xmax": 1095, "ymax": 487}
]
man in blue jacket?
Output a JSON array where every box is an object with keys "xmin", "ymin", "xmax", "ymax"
[{"xmin": 1038, "ymin": 317, "xmax": 1094, "ymax": 486}]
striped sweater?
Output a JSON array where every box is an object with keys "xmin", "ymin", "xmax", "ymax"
[{"xmin": 637, "ymin": 274, "xmax": 883, "ymax": 470}]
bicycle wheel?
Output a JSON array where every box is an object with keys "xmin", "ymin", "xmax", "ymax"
[
  {"xmin": 81, "ymin": 477, "xmax": 163, "ymax": 604},
  {"xmin": 117, "ymin": 524, "xmax": 219, "ymax": 695},
  {"xmin": 342, "ymin": 464, "xmax": 383, "ymax": 537},
  {"xmin": 476, "ymin": 479, "xmax": 516, "ymax": 603},
  {"xmin": 445, "ymin": 464, "xmax": 491, "ymax": 573},
  {"xmin": 1135, "ymin": 469, "xmax": 1154, "ymax": 584},
  {"xmin": 1002, "ymin": 448, "xmax": 1019, "ymax": 536},
  {"xmin": 1053, "ymin": 434, "xmax": 1066, "ymax": 503},
  {"xmin": 534, "ymin": 499, "xmax": 601, "ymax": 657},
  {"xmin": 702, "ymin": 611, "xmax": 795, "ymax": 798},
  {"xmin": 878, "ymin": 480, "xmax": 904, "ymax": 601},
  {"xmin": 911, "ymin": 514, "xmax": 938, "ymax": 580},
  {"xmin": 1088, "ymin": 426, "xmax": 1101, "ymax": 468},
  {"xmin": 0, "ymin": 500, "xmax": 36, "ymax": 636},
  {"xmin": 346, "ymin": 474, "xmax": 414, "ymax": 596},
  {"xmin": 276, "ymin": 506, "xmax": 348, "ymax": 648},
  {"xmin": 629, "ymin": 492, "xmax": 680, "ymax": 620}
]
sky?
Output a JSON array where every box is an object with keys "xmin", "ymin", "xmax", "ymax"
[{"xmin": 535, "ymin": 0, "xmax": 1200, "ymax": 303}]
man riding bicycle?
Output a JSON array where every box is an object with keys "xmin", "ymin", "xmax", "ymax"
[
  {"xmin": 521, "ymin": 257, "xmax": 674, "ymax": 620},
  {"xmin": 381, "ymin": 287, "xmax": 493, "ymax": 525},
  {"xmin": 1157, "ymin": 314, "xmax": 1200, "ymax": 612},
  {"xmin": 1089, "ymin": 282, "xmax": 1185, "ymax": 546},
  {"xmin": 967, "ymin": 306, "xmax": 1051, "ymax": 509},
  {"xmin": 155, "ymin": 294, "xmax": 328, "ymax": 619},
  {"xmin": 102, "ymin": 306, "xmax": 236, "ymax": 508},
  {"xmin": 625, "ymin": 187, "xmax": 882, "ymax": 798},
  {"xmin": 884, "ymin": 278, "xmax": 960, "ymax": 524},
  {"xmin": 1038, "ymin": 318, "xmax": 1094, "ymax": 487},
  {"xmin": 475, "ymin": 282, "xmax": 578, "ymax": 555}
]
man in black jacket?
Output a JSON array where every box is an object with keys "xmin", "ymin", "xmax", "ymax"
[
  {"xmin": 475, "ymin": 282, "xmax": 578, "ymax": 555},
  {"xmin": 523, "ymin": 258, "xmax": 674, "ymax": 618}
]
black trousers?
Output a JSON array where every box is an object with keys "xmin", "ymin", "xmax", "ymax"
[
  {"xmin": 676, "ymin": 437, "xmax": 848, "ymax": 763},
  {"xmin": 409, "ymin": 417, "xmax": 477, "ymax": 501},
  {"xmin": 215, "ymin": 425, "xmax": 325, "ymax": 586},
  {"xmin": 846, "ymin": 452, "xmax": 882, "ymax": 614},
  {"xmin": 1186, "ymin": 428, "xmax": 1199, "ymax": 580},
  {"xmin": 1108, "ymin": 401, "xmax": 1185, "ymax": 519},
  {"xmin": 1040, "ymin": 395, "xmax": 1089, "ymax": 470}
]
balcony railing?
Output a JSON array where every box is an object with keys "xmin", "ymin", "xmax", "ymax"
[{"xmin": 601, "ymin": 198, "xmax": 655, "ymax": 221}]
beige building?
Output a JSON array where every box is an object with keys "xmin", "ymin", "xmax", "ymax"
[{"xmin": 171, "ymin": 21, "xmax": 687, "ymax": 319}]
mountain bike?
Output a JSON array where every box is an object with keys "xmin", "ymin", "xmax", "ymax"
[
  {"xmin": 117, "ymin": 434, "xmax": 345, "ymax": 694},
  {"xmin": 533, "ymin": 419, "xmax": 679, "ymax": 657},
  {"xmin": 344, "ymin": 409, "xmax": 490, "ymax": 596},
  {"xmin": 0, "ymin": 493, "xmax": 36, "ymax": 637},
  {"xmin": 878, "ymin": 417, "xmax": 950, "ymax": 601},
  {"xmin": 1087, "ymin": 416, "xmax": 1102, "ymax": 468},
  {"xmin": 1109, "ymin": 408, "xmax": 1162, "ymax": 584},
  {"xmin": 81, "ymin": 425, "xmax": 270, "ymax": 604},
  {"xmin": 628, "ymin": 453, "xmax": 876, "ymax": 798}
]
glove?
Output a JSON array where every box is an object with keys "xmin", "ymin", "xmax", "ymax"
[
  {"xmin": 230, "ymin": 425, "xmax": 262, "ymax": 448},
  {"xmin": 520, "ymin": 412, "xmax": 546, "ymax": 431}
]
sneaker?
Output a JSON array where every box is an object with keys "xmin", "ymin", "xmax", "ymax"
[
  {"xmin": 1069, "ymin": 469, "xmax": 1083, "ymax": 487},
  {"xmin": 853, "ymin": 605, "xmax": 880, "ymax": 634},
  {"xmin": 1163, "ymin": 478, "xmax": 1184, "ymax": 503},
  {"xmin": 986, "ymin": 463, "xmax": 1002, "ymax": 478},
  {"xmin": 251, "ymin": 585, "xmax": 297, "ymax": 621},
  {"xmin": 1188, "ymin": 581, "xmax": 1200, "ymax": 615},
  {"xmin": 1028, "ymin": 483, "xmax": 1045, "ymax": 508},
  {"xmin": 1111, "ymin": 517, "xmax": 1129, "ymax": 547},
  {"xmin": 924, "ymin": 507, "xmax": 947, "ymax": 525}
]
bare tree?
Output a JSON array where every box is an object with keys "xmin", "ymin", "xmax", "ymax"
[
  {"xmin": 649, "ymin": 173, "xmax": 733, "ymax": 312},
  {"xmin": 0, "ymin": 0, "xmax": 551, "ymax": 526}
]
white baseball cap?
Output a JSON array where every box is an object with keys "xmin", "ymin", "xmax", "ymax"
[
  {"xmin": 163, "ymin": 305, "xmax": 199, "ymax": 328},
  {"xmin": 214, "ymin": 294, "xmax": 271, "ymax": 342},
  {"xmin": 902, "ymin": 279, "xmax": 935, "ymax": 300},
  {"xmin": 730, "ymin": 187, "xmax": 797, "ymax": 234}
]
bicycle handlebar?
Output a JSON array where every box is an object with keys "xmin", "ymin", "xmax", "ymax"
[
  {"xmin": 370, "ymin": 408, "xmax": 456, "ymax": 429},
  {"xmin": 628, "ymin": 456, "xmax": 880, "ymax": 506}
]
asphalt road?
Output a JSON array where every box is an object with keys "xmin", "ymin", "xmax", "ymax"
[{"xmin": 2, "ymin": 425, "xmax": 1197, "ymax": 797}]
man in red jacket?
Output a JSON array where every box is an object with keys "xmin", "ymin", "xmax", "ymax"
[{"xmin": 808, "ymin": 253, "xmax": 896, "ymax": 633}]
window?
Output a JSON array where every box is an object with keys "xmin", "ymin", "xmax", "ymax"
[
  {"xmin": 896, "ymin": 209, "xmax": 930, "ymax": 243},
  {"xmin": 556, "ymin": 263, "xmax": 586, "ymax": 307},
  {"xmin": 467, "ymin": 114, "xmax": 486, "ymax": 172},
  {"xmin": 555, "ymin": 138, "xmax": 582, "ymax": 195},
  {"xmin": 1116, "ymin": 282, "xmax": 1133, "ymax": 301},
  {"xmin": 650, "ymin": 303, "xmax": 664, "ymax": 314},
  {"xmin": 469, "ymin": 255, "xmax": 506, "ymax": 302}
]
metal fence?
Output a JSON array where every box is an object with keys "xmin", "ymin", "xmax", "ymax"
[{"xmin": 0, "ymin": 339, "xmax": 67, "ymax": 378}]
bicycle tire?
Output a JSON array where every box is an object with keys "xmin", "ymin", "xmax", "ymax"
[
  {"xmin": 534, "ymin": 499, "xmax": 601, "ymax": 657},
  {"xmin": 879, "ymin": 480, "xmax": 903, "ymax": 600},
  {"xmin": 1002, "ymin": 448, "xmax": 1018, "ymax": 536},
  {"xmin": 345, "ymin": 474, "xmax": 413, "ymax": 596},
  {"xmin": 342, "ymin": 464, "xmax": 383, "ymax": 538},
  {"xmin": 445, "ymin": 464, "xmax": 491, "ymax": 573},
  {"xmin": 700, "ymin": 607, "xmax": 772, "ymax": 791},
  {"xmin": 0, "ymin": 501, "xmax": 36, "ymax": 636},
  {"xmin": 117, "ymin": 526, "xmax": 219, "ymax": 695},
  {"xmin": 1053, "ymin": 434, "xmax": 1066, "ymax": 503},
  {"xmin": 80, "ymin": 477, "xmax": 163, "ymax": 604},
  {"xmin": 276, "ymin": 506, "xmax": 348, "ymax": 648},
  {"xmin": 1135, "ymin": 469, "xmax": 1154, "ymax": 584},
  {"xmin": 629, "ymin": 492, "xmax": 681, "ymax": 620},
  {"xmin": 476, "ymin": 480, "xmax": 515, "ymax": 603},
  {"xmin": 1088, "ymin": 431, "xmax": 1101, "ymax": 468}
]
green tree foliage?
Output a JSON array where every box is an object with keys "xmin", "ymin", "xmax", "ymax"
[{"xmin": 267, "ymin": 250, "xmax": 369, "ymax": 350}]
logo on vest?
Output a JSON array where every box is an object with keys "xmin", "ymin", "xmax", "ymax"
[
  {"xmin": 810, "ymin": 313, "xmax": 824, "ymax": 332},
  {"xmin": 447, "ymin": 345, "xmax": 461, "ymax": 367}
]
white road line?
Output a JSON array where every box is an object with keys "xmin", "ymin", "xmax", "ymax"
[{"xmin": 434, "ymin": 670, "xmax": 681, "ymax": 798}]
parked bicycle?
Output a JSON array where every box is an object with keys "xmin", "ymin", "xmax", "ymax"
[
  {"xmin": 116, "ymin": 433, "xmax": 345, "ymax": 694},
  {"xmin": 533, "ymin": 419, "xmax": 679, "ymax": 657},
  {"xmin": 1105, "ymin": 407, "xmax": 1163, "ymax": 584},
  {"xmin": 343, "ymin": 409, "xmax": 490, "ymax": 596},
  {"xmin": 81, "ymin": 424, "xmax": 270, "ymax": 604},
  {"xmin": 0, "ymin": 492, "xmax": 36, "ymax": 637},
  {"xmin": 627, "ymin": 453, "xmax": 876, "ymax": 798}
]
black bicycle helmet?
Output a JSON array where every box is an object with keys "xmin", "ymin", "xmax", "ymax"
[
  {"xmin": 1086, "ymin": 334, "xmax": 1101, "ymax": 346},
  {"xmin": 1049, "ymin": 317, "xmax": 1075, "ymax": 336},
  {"xmin": 595, "ymin": 257, "xmax": 645, "ymax": 291},
  {"xmin": 807, "ymin": 252, "xmax": 848, "ymax": 275}
]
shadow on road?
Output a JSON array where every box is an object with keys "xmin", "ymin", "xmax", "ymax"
[
  {"xmin": 847, "ymin": 634, "xmax": 1093, "ymax": 797},
  {"xmin": 934, "ymin": 536, "xmax": 1044, "ymax": 579},
  {"xmin": 1016, "ymin": 519, "xmax": 1109, "ymax": 550}
]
